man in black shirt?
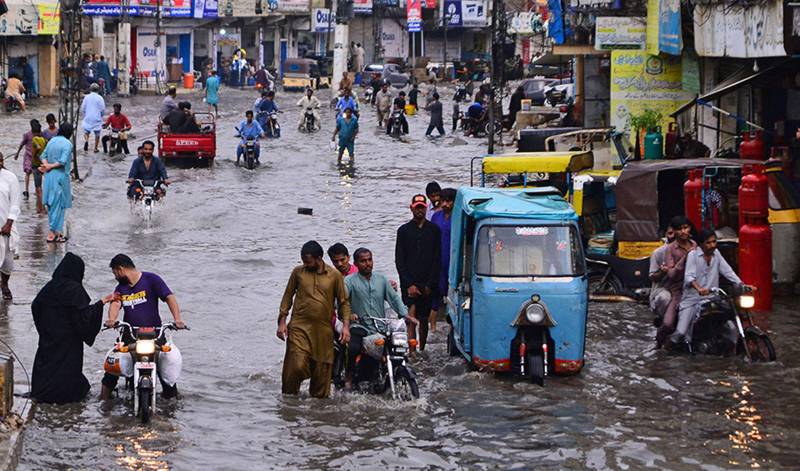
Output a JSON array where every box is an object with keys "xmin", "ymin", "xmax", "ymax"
[
  {"xmin": 395, "ymin": 194, "xmax": 441, "ymax": 352},
  {"xmin": 162, "ymin": 102, "xmax": 200, "ymax": 134},
  {"xmin": 424, "ymin": 92, "xmax": 445, "ymax": 137}
]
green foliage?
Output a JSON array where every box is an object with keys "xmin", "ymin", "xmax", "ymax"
[{"xmin": 629, "ymin": 109, "xmax": 663, "ymax": 132}]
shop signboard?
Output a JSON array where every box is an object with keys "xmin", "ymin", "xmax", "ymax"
[
  {"xmin": 0, "ymin": 0, "xmax": 37, "ymax": 35},
  {"xmin": 658, "ymin": 0, "xmax": 681, "ymax": 55},
  {"xmin": 407, "ymin": 0, "xmax": 422, "ymax": 32},
  {"xmin": 569, "ymin": 0, "xmax": 613, "ymax": 6},
  {"xmin": 312, "ymin": 8, "xmax": 335, "ymax": 33},
  {"xmin": 82, "ymin": 0, "xmax": 194, "ymax": 17},
  {"xmin": 382, "ymin": 18, "xmax": 407, "ymax": 58},
  {"xmin": 786, "ymin": 1, "xmax": 800, "ymax": 54},
  {"xmin": 461, "ymin": 0, "xmax": 486, "ymax": 27},
  {"xmin": 37, "ymin": 1, "xmax": 60, "ymax": 35},
  {"xmin": 509, "ymin": 12, "xmax": 548, "ymax": 35},
  {"xmin": 353, "ymin": 0, "xmax": 372, "ymax": 14},
  {"xmin": 610, "ymin": 50, "xmax": 691, "ymax": 136},
  {"xmin": 137, "ymin": 30, "xmax": 167, "ymax": 83},
  {"xmin": 694, "ymin": 0, "xmax": 785, "ymax": 58},
  {"xmin": 444, "ymin": 0, "xmax": 462, "ymax": 27},
  {"xmin": 594, "ymin": 16, "xmax": 645, "ymax": 50}
]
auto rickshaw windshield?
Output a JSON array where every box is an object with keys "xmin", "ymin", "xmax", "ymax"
[{"xmin": 475, "ymin": 225, "xmax": 585, "ymax": 277}]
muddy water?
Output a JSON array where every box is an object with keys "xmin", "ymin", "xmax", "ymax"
[{"xmin": 0, "ymin": 89, "xmax": 798, "ymax": 470}]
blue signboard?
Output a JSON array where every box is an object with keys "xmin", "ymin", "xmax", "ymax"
[
  {"xmin": 658, "ymin": 0, "xmax": 682, "ymax": 55},
  {"xmin": 82, "ymin": 0, "xmax": 196, "ymax": 18},
  {"xmin": 444, "ymin": 0, "xmax": 462, "ymax": 27}
]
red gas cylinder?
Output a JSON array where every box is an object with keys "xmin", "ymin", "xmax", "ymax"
[
  {"xmin": 738, "ymin": 164, "xmax": 768, "ymax": 228},
  {"xmin": 684, "ymin": 169, "xmax": 704, "ymax": 231},
  {"xmin": 740, "ymin": 130, "xmax": 765, "ymax": 160},
  {"xmin": 739, "ymin": 223, "xmax": 773, "ymax": 311},
  {"xmin": 665, "ymin": 122, "xmax": 679, "ymax": 158}
]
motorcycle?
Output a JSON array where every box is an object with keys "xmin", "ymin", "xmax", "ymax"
[
  {"xmin": 2, "ymin": 78, "xmax": 23, "ymax": 113},
  {"xmin": 131, "ymin": 179, "xmax": 164, "ymax": 222},
  {"xmin": 387, "ymin": 110, "xmax": 405, "ymax": 138},
  {"xmin": 454, "ymin": 83, "xmax": 469, "ymax": 103},
  {"xmin": 106, "ymin": 129, "xmax": 122, "ymax": 156},
  {"xmin": 362, "ymin": 87, "xmax": 374, "ymax": 105},
  {"xmin": 332, "ymin": 317, "xmax": 420, "ymax": 401},
  {"xmin": 658, "ymin": 288, "xmax": 776, "ymax": 361},
  {"xmin": 258, "ymin": 111, "xmax": 281, "ymax": 138},
  {"xmin": 104, "ymin": 321, "xmax": 189, "ymax": 423},
  {"xmin": 302, "ymin": 107, "xmax": 319, "ymax": 133},
  {"xmin": 236, "ymin": 132, "xmax": 258, "ymax": 170}
]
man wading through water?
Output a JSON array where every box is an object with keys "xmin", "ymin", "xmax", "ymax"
[{"xmin": 278, "ymin": 241, "xmax": 352, "ymax": 398}]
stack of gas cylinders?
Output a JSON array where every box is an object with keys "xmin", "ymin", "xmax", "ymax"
[{"xmin": 738, "ymin": 164, "xmax": 772, "ymax": 311}]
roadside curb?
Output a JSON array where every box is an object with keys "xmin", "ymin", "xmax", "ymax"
[{"xmin": 0, "ymin": 385, "xmax": 35, "ymax": 471}]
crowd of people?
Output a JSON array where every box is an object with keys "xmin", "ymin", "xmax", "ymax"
[
  {"xmin": 277, "ymin": 182, "xmax": 456, "ymax": 398},
  {"xmin": 648, "ymin": 216, "xmax": 755, "ymax": 351}
]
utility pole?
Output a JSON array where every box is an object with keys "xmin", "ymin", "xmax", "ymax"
[
  {"xmin": 58, "ymin": 0, "xmax": 83, "ymax": 179},
  {"xmin": 332, "ymin": 0, "xmax": 350, "ymax": 91},
  {"xmin": 117, "ymin": 0, "xmax": 131, "ymax": 95},
  {"xmin": 154, "ymin": 0, "xmax": 164, "ymax": 94},
  {"xmin": 488, "ymin": 0, "xmax": 506, "ymax": 154},
  {"xmin": 442, "ymin": 11, "xmax": 448, "ymax": 81}
]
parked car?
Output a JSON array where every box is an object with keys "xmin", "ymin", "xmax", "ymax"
[
  {"xmin": 543, "ymin": 82, "xmax": 575, "ymax": 106},
  {"xmin": 522, "ymin": 77, "xmax": 572, "ymax": 105}
]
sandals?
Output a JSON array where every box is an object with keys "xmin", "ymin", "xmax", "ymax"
[{"xmin": 46, "ymin": 235, "xmax": 68, "ymax": 243}]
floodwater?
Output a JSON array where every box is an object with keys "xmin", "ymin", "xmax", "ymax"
[{"xmin": 0, "ymin": 88, "xmax": 799, "ymax": 470}]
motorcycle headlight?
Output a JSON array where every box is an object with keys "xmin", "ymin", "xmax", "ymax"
[
  {"xmin": 525, "ymin": 303, "xmax": 546, "ymax": 324},
  {"xmin": 739, "ymin": 295, "xmax": 755, "ymax": 309},
  {"xmin": 136, "ymin": 339, "xmax": 156, "ymax": 355}
]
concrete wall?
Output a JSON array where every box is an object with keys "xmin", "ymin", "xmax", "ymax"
[{"xmin": 37, "ymin": 43, "xmax": 57, "ymax": 97}]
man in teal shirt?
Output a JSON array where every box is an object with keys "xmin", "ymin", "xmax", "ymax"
[
  {"xmin": 344, "ymin": 247, "xmax": 417, "ymax": 388},
  {"xmin": 332, "ymin": 107, "xmax": 358, "ymax": 165}
]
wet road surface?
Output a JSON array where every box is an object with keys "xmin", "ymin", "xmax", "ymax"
[{"xmin": 0, "ymin": 89, "xmax": 799, "ymax": 470}]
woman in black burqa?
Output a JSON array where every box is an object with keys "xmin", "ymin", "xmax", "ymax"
[{"xmin": 31, "ymin": 252, "xmax": 116, "ymax": 404}]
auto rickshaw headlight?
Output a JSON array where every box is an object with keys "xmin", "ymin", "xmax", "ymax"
[
  {"xmin": 525, "ymin": 303, "xmax": 546, "ymax": 324},
  {"xmin": 739, "ymin": 295, "xmax": 755, "ymax": 309}
]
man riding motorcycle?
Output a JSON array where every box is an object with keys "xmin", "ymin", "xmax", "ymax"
[
  {"xmin": 668, "ymin": 229, "xmax": 756, "ymax": 351},
  {"xmin": 343, "ymin": 247, "xmax": 418, "ymax": 389},
  {"xmin": 386, "ymin": 93, "xmax": 409, "ymax": 135},
  {"xmin": 236, "ymin": 110, "xmax": 266, "ymax": 165},
  {"xmin": 100, "ymin": 254, "xmax": 186, "ymax": 400},
  {"xmin": 296, "ymin": 88, "xmax": 321, "ymax": 131},
  {"xmin": 102, "ymin": 103, "xmax": 132, "ymax": 155},
  {"xmin": 127, "ymin": 140, "xmax": 169, "ymax": 199},
  {"xmin": 464, "ymin": 101, "xmax": 487, "ymax": 136},
  {"xmin": 335, "ymin": 88, "xmax": 359, "ymax": 119}
]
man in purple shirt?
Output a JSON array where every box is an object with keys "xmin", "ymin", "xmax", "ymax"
[
  {"xmin": 430, "ymin": 188, "xmax": 455, "ymax": 332},
  {"xmin": 100, "ymin": 254, "xmax": 185, "ymax": 400}
]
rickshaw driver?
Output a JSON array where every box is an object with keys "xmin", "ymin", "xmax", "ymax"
[
  {"xmin": 296, "ymin": 88, "xmax": 322, "ymax": 131},
  {"xmin": 236, "ymin": 110, "xmax": 266, "ymax": 166},
  {"xmin": 668, "ymin": 230, "xmax": 756, "ymax": 350}
]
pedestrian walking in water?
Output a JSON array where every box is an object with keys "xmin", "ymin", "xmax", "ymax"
[
  {"xmin": 395, "ymin": 195, "xmax": 441, "ymax": 353},
  {"xmin": 13, "ymin": 119, "xmax": 42, "ymax": 200},
  {"xmin": 205, "ymin": 70, "xmax": 221, "ymax": 117},
  {"xmin": 0, "ymin": 152, "xmax": 21, "ymax": 300},
  {"xmin": 278, "ymin": 241, "xmax": 352, "ymax": 398},
  {"xmin": 40, "ymin": 123, "xmax": 75, "ymax": 243},
  {"xmin": 424, "ymin": 93, "xmax": 445, "ymax": 138},
  {"xmin": 80, "ymin": 83, "xmax": 105, "ymax": 153},
  {"xmin": 430, "ymin": 188, "xmax": 456, "ymax": 332},
  {"xmin": 31, "ymin": 253, "xmax": 117, "ymax": 404},
  {"xmin": 332, "ymin": 107, "xmax": 359, "ymax": 165}
]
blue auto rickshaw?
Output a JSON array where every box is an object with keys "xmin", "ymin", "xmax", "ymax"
[{"xmin": 446, "ymin": 187, "xmax": 588, "ymax": 385}]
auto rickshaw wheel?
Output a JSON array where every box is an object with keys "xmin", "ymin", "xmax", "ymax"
[
  {"xmin": 527, "ymin": 351, "xmax": 545, "ymax": 387},
  {"xmin": 447, "ymin": 327, "xmax": 459, "ymax": 357},
  {"xmin": 588, "ymin": 271, "xmax": 623, "ymax": 296}
]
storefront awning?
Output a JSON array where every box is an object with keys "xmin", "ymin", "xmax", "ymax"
[{"xmin": 671, "ymin": 58, "xmax": 797, "ymax": 117}]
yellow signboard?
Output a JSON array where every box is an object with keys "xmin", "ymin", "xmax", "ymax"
[
  {"xmin": 610, "ymin": 50, "xmax": 691, "ymax": 135},
  {"xmin": 37, "ymin": 2, "xmax": 60, "ymax": 35},
  {"xmin": 645, "ymin": 0, "xmax": 660, "ymax": 55}
]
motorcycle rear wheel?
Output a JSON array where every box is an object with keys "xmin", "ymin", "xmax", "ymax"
[
  {"xmin": 744, "ymin": 327, "xmax": 776, "ymax": 362},
  {"xmin": 138, "ymin": 388, "xmax": 152, "ymax": 424},
  {"xmin": 392, "ymin": 366, "xmax": 419, "ymax": 401},
  {"xmin": 588, "ymin": 271, "xmax": 623, "ymax": 297}
]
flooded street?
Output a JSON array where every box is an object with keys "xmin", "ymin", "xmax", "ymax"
[{"xmin": 1, "ymin": 88, "xmax": 799, "ymax": 470}]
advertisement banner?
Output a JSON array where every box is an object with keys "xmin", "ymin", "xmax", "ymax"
[
  {"xmin": 382, "ymin": 18, "xmax": 407, "ymax": 58},
  {"xmin": 786, "ymin": 2, "xmax": 800, "ymax": 54},
  {"xmin": 694, "ymin": 0, "xmax": 786, "ymax": 57},
  {"xmin": 594, "ymin": 16, "xmax": 645, "ymax": 50},
  {"xmin": 353, "ymin": 0, "xmax": 372, "ymax": 14},
  {"xmin": 610, "ymin": 51, "xmax": 691, "ymax": 136},
  {"xmin": 82, "ymin": 0, "xmax": 194, "ymax": 17},
  {"xmin": 37, "ymin": 2, "xmax": 60, "ymax": 35},
  {"xmin": 193, "ymin": 0, "xmax": 218, "ymax": 18},
  {"xmin": 407, "ymin": 0, "xmax": 422, "ymax": 32},
  {"xmin": 658, "ymin": 0, "xmax": 682, "ymax": 55},
  {"xmin": 136, "ymin": 30, "xmax": 167, "ymax": 83},
  {"xmin": 0, "ymin": 0, "xmax": 37, "ymax": 35},
  {"xmin": 645, "ymin": 0, "xmax": 659, "ymax": 55},
  {"xmin": 462, "ymin": 0, "xmax": 486, "ymax": 27},
  {"xmin": 311, "ymin": 8, "xmax": 335, "ymax": 33},
  {"xmin": 230, "ymin": 0, "xmax": 310, "ymax": 16},
  {"xmin": 444, "ymin": 0, "xmax": 462, "ymax": 27}
]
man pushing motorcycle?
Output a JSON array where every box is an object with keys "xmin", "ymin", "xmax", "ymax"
[{"xmin": 100, "ymin": 254, "xmax": 186, "ymax": 400}]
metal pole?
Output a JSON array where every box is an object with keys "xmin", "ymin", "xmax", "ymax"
[
  {"xmin": 155, "ymin": 0, "xmax": 164, "ymax": 94},
  {"xmin": 58, "ymin": 0, "xmax": 82, "ymax": 179},
  {"xmin": 488, "ymin": 0, "xmax": 498, "ymax": 154},
  {"xmin": 443, "ymin": 14, "xmax": 447, "ymax": 81}
]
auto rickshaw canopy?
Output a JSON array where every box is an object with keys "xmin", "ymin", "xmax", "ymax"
[{"xmin": 481, "ymin": 151, "xmax": 594, "ymax": 175}]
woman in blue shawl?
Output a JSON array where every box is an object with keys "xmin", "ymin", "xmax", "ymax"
[{"xmin": 40, "ymin": 123, "xmax": 74, "ymax": 243}]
